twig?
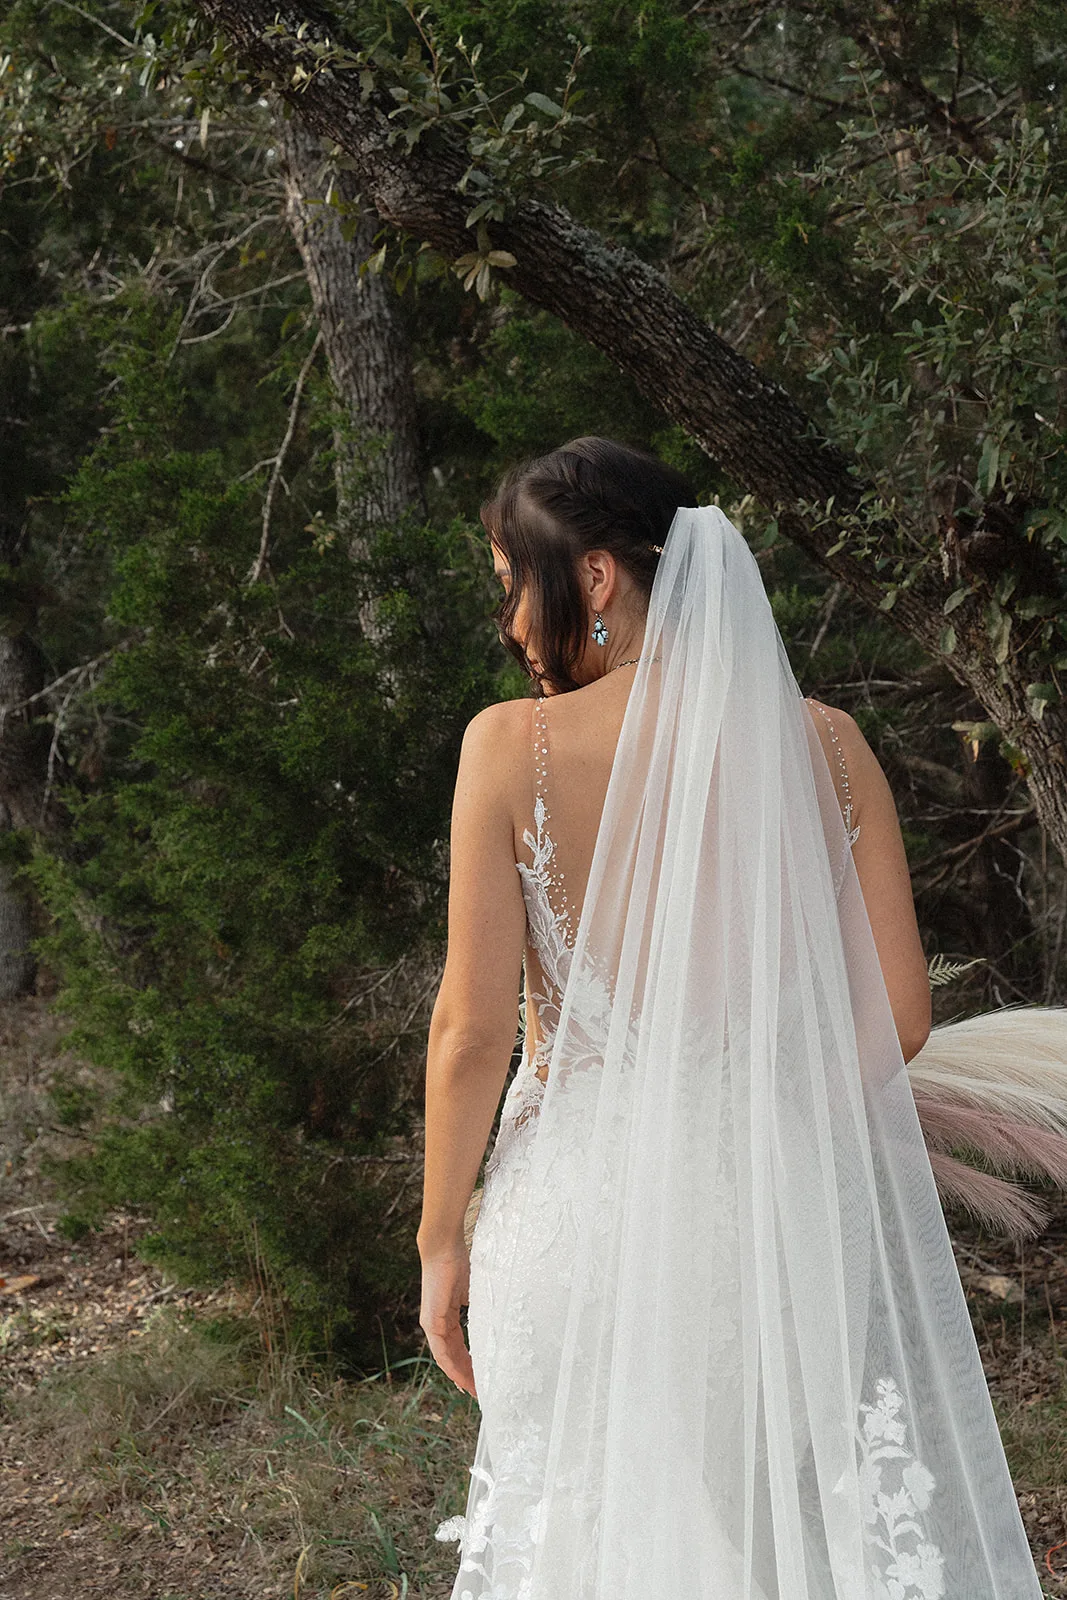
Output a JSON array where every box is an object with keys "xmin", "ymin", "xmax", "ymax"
[
  {"xmin": 39, "ymin": 663, "xmax": 86, "ymax": 825},
  {"xmin": 808, "ymin": 579, "xmax": 844, "ymax": 660},
  {"xmin": 164, "ymin": 215, "xmax": 281, "ymax": 363},
  {"xmin": 143, "ymin": 1279, "xmax": 181, "ymax": 1306},
  {"xmin": 48, "ymin": 0, "xmax": 136, "ymax": 48},
  {"xmin": 911, "ymin": 809, "xmax": 1035, "ymax": 882},
  {"xmin": 1, "ymin": 1203, "xmax": 60, "ymax": 1222},
  {"xmin": 0, "ymin": 647, "xmax": 119, "ymax": 730},
  {"xmin": 953, "ymin": 1241, "xmax": 1019, "ymax": 1277},
  {"xmin": 1044, "ymin": 876, "xmax": 1067, "ymax": 1006},
  {"xmin": 730, "ymin": 62, "xmax": 854, "ymax": 113},
  {"xmin": 246, "ymin": 329, "xmax": 323, "ymax": 587},
  {"xmin": 325, "ymin": 962, "xmax": 410, "ymax": 1029},
  {"xmin": 143, "ymin": 1374, "xmax": 204, "ymax": 1432},
  {"xmin": 179, "ymin": 302, "xmax": 239, "ymax": 345},
  {"xmin": 181, "ymin": 271, "xmax": 307, "ymax": 329}
]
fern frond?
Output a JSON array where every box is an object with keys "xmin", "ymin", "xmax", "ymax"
[{"xmin": 926, "ymin": 953, "xmax": 986, "ymax": 988}]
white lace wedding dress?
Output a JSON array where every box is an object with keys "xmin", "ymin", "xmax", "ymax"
[{"xmin": 436, "ymin": 508, "xmax": 1043, "ymax": 1600}]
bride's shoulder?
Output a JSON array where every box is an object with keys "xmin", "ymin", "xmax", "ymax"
[
  {"xmin": 462, "ymin": 696, "xmax": 531, "ymax": 744},
  {"xmin": 803, "ymin": 695, "xmax": 855, "ymax": 735},
  {"xmin": 456, "ymin": 697, "xmax": 533, "ymax": 787},
  {"xmin": 804, "ymin": 693, "xmax": 859, "ymax": 769}
]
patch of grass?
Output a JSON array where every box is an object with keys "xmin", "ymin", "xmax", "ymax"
[
  {"xmin": 0, "ymin": 1301, "xmax": 76, "ymax": 1354},
  {"xmin": 4, "ymin": 1305, "xmax": 479, "ymax": 1598},
  {"xmin": 996, "ymin": 1363, "xmax": 1067, "ymax": 1490}
]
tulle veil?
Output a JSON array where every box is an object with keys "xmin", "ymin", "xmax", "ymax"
[{"xmin": 445, "ymin": 504, "xmax": 1044, "ymax": 1598}]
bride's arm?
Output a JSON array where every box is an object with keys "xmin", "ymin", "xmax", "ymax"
[
  {"xmin": 418, "ymin": 699, "xmax": 528, "ymax": 1393},
  {"xmin": 823, "ymin": 705, "xmax": 932, "ymax": 1064}
]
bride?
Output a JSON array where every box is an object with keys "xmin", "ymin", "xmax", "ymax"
[{"xmin": 418, "ymin": 437, "xmax": 1044, "ymax": 1598}]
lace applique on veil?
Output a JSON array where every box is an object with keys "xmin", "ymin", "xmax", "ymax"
[{"xmin": 832, "ymin": 1375, "xmax": 946, "ymax": 1600}]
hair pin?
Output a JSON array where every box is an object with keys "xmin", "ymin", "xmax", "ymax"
[{"xmin": 649, "ymin": 543, "xmax": 664, "ymax": 553}]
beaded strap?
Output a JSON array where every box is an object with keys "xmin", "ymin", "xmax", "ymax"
[
  {"xmin": 804, "ymin": 697, "xmax": 860, "ymax": 847},
  {"xmin": 532, "ymin": 698, "xmax": 573, "ymax": 928}
]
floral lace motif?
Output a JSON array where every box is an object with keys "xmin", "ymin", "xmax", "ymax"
[
  {"xmin": 438, "ymin": 1371, "xmax": 946, "ymax": 1597},
  {"xmin": 832, "ymin": 1374, "xmax": 946, "ymax": 1600},
  {"xmin": 515, "ymin": 795, "xmax": 573, "ymax": 1066}
]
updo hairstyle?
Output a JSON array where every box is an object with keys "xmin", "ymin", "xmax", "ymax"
[{"xmin": 481, "ymin": 436, "xmax": 696, "ymax": 696}]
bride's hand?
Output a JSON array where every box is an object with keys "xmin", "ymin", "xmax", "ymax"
[{"xmin": 419, "ymin": 1249, "xmax": 477, "ymax": 1398}]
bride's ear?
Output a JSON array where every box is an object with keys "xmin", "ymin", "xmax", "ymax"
[{"xmin": 580, "ymin": 548, "xmax": 618, "ymax": 612}]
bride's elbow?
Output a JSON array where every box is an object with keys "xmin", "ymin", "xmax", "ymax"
[
  {"xmin": 896, "ymin": 986, "xmax": 932, "ymax": 1064},
  {"xmin": 899, "ymin": 1017, "xmax": 932, "ymax": 1064},
  {"xmin": 884, "ymin": 956, "xmax": 932, "ymax": 1066},
  {"xmin": 427, "ymin": 995, "xmax": 517, "ymax": 1081}
]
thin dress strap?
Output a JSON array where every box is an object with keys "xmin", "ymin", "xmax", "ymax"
[
  {"xmin": 805, "ymin": 698, "xmax": 861, "ymax": 847},
  {"xmin": 532, "ymin": 695, "xmax": 548, "ymax": 813}
]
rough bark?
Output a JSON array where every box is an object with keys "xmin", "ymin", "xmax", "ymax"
[
  {"xmin": 196, "ymin": 0, "xmax": 1067, "ymax": 858},
  {"xmin": 0, "ymin": 370, "xmax": 71, "ymax": 1001},
  {"xmin": 278, "ymin": 110, "xmax": 426, "ymax": 536},
  {"xmin": 0, "ymin": 631, "xmax": 57, "ymax": 997}
]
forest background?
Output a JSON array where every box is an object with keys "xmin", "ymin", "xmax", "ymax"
[{"xmin": 1, "ymin": 0, "xmax": 1066, "ymax": 1385}]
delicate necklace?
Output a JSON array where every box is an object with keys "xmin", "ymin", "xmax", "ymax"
[{"xmin": 610, "ymin": 654, "xmax": 661, "ymax": 672}]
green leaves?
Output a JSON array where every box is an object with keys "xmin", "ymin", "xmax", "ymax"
[
  {"xmin": 943, "ymin": 586, "xmax": 972, "ymax": 616},
  {"xmin": 977, "ymin": 433, "xmax": 1004, "ymax": 498},
  {"xmin": 784, "ymin": 91, "xmax": 1067, "ymax": 705},
  {"xmin": 1025, "ymin": 681, "xmax": 1059, "ymax": 720},
  {"xmin": 15, "ymin": 288, "xmax": 505, "ymax": 1365},
  {"xmin": 335, "ymin": 6, "xmax": 600, "ymax": 195},
  {"xmin": 452, "ymin": 223, "xmax": 517, "ymax": 299},
  {"xmin": 525, "ymin": 90, "xmax": 564, "ymax": 118}
]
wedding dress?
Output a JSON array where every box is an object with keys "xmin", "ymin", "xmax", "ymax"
[{"xmin": 436, "ymin": 505, "xmax": 1045, "ymax": 1599}]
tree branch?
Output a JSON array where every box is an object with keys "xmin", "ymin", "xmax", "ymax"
[
  {"xmin": 729, "ymin": 62, "xmax": 855, "ymax": 114},
  {"xmin": 194, "ymin": 0, "xmax": 864, "ymax": 509}
]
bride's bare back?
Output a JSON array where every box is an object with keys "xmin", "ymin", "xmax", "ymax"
[{"xmin": 509, "ymin": 683, "xmax": 929, "ymax": 1077}]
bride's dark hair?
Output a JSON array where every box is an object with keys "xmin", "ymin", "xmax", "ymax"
[{"xmin": 482, "ymin": 435, "xmax": 697, "ymax": 696}]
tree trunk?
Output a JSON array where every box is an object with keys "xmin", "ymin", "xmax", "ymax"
[
  {"xmin": 0, "ymin": 632, "xmax": 56, "ymax": 998},
  {"xmin": 195, "ymin": 0, "xmax": 1067, "ymax": 859},
  {"xmin": 278, "ymin": 110, "xmax": 425, "ymax": 540}
]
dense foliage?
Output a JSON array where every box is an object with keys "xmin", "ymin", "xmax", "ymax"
[{"xmin": 15, "ymin": 296, "xmax": 498, "ymax": 1359}]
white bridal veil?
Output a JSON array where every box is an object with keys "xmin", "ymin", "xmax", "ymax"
[{"xmin": 450, "ymin": 505, "xmax": 1042, "ymax": 1599}]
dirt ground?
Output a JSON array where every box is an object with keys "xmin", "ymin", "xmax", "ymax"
[
  {"xmin": 1, "ymin": 992, "xmax": 1065, "ymax": 1597},
  {"xmin": 0, "ymin": 995, "xmax": 274, "ymax": 1598}
]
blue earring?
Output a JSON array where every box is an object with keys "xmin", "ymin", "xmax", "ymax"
[{"xmin": 592, "ymin": 612, "xmax": 609, "ymax": 646}]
